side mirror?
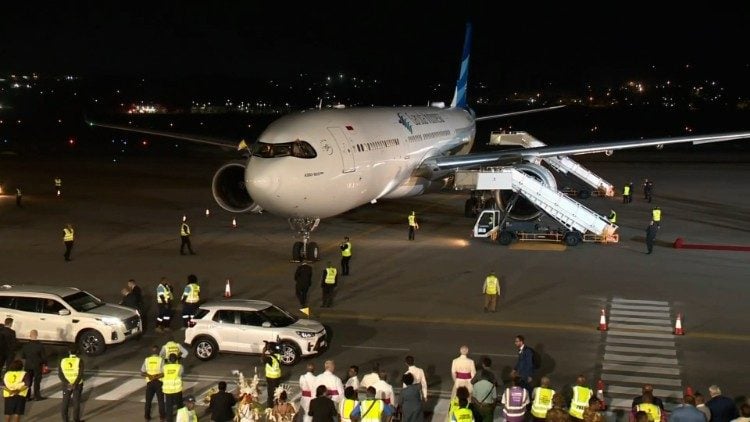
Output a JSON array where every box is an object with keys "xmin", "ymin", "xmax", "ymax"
[
  {"xmin": 262, "ymin": 321, "xmax": 271, "ymax": 328},
  {"xmin": 58, "ymin": 309, "xmax": 71, "ymax": 316}
]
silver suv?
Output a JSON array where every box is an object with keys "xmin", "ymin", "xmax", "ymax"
[
  {"xmin": 184, "ymin": 299, "xmax": 327, "ymax": 365},
  {"xmin": 0, "ymin": 284, "xmax": 142, "ymax": 356}
]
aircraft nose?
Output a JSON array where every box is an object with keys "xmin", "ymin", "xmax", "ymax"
[{"xmin": 245, "ymin": 160, "xmax": 281, "ymax": 205}]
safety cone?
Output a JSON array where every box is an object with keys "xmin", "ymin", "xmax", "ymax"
[
  {"xmin": 205, "ymin": 208, "xmax": 210, "ymax": 217},
  {"xmin": 232, "ymin": 218, "xmax": 237, "ymax": 228},
  {"xmin": 224, "ymin": 279, "xmax": 232, "ymax": 298},
  {"xmin": 674, "ymin": 313, "xmax": 684, "ymax": 335},
  {"xmin": 598, "ymin": 308, "xmax": 608, "ymax": 331},
  {"xmin": 596, "ymin": 379, "xmax": 607, "ymax": 410},
  {"xmin": 56, "ymin": 189, "xmax": 61, "ymax": 197},
  {"xmin": 182, "ymin": 215, "xmax": 187, "ymax": 222},
  {"xmin": 300, "ymin": 307, "xmax": 310, "ymax": 317},
  {"xmin": 685, "ymin": 385, "xmax": 694, "ymax": 397}
]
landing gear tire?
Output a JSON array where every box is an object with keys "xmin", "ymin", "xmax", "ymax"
[
  {"xmin": 564, "ymin": 232, "xmax": 582, "ymax": 246},
  {"xmin": 307, "ymin": 242, "xmax": 320, "ymax": 261},
  {"xmin": 292, "ymin": 242, "xmax": 304, "ymax": 261},
  {"xmin": 465, "ymin": 198, "xmax": 478, "ymax": 218},
  {"xmin": 498, "ymin": 230, "xmax": 513, "ymax": 245}
]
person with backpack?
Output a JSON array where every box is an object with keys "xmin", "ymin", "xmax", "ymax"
[{"xmin": 512, "ymin": 335, "xmax": 538, "ymax": 393}]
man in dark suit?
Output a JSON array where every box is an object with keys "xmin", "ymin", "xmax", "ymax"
[
  {"xmin": 294, "ymin": 262, "xmax": 313, "ymax": 307},
  {"xmin": 513, "ymin": 335, "xmax": 534, "ymax": 393},
  {"xmin": 207, "ymin": 381, "xmax": 237, "ymax": 422},
  {"xmin": 0, "ymin": 317, "xmax": 17, "ymax": 371},
  {"xmin": 308, "ymin": 385, "xmax": 337, "ymax": 422},
  {"xmin": 21, "ymin": 329, "xmax": 47, "ymax": 400},
  {"xmin": 706, "ymin": 385, "xmax": 739, "ymax": 422}
]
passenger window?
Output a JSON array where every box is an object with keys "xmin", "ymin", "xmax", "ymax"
[
  {"xmin": 213, "ymin": 310, "xmax": 236, "ymax": 324},
  {"xmin": 42, "ymin": 299, "xmax": 66, "ymax": 314},
  {"xmin": 15, "ymin": 297, "xmax": 41, "ymax": 313},
  {"xmin": 0, "ymin": 297, "xmax": 13, "ymax": 309},
  {"xmin": 239, "ymin": 311, "xmax": 265, "ymax": 327}
]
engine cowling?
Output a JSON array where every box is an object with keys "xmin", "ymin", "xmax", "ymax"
[
  {"xmin": 211, "ymin": 162, "xmax": 262, "ymax": 213},
  {"xmin": 494, "ymin": 163, "xmax": 558, "ymax": 221}
]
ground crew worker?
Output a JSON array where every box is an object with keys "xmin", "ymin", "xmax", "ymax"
[
  {"xmin": 59, "ymin": 346, "xmax": 84, "ymax": 422},
  {"xmin": 645, "ymin": 221, "xmax": 658, "ymax": 255},
  {"xmin": 635, "ymin": 392, "xmax": 661, "ymax": 422},
  {"xmin": 622, "ymin": 183, "xmax": 631, "ymax": 204},
  {"xmin": 63, "ymin": 224, "xmax": 74, "ymax": 262},
  {"xmin": 180, "ymin": 274, "xmax": 200, "ymax": 327},
  {"xmin": 142, "ymin": 345, "xmax": 166, "ymax": 421},
  {"xmin": 350, "ymin": 386, "xmax": 393, "ymax": 422},
  {"xmin": 180, "ymin": 216, "xmax": 195, "ymax": 255},
  {"xmin": 502, "ymin": 376, "xmax": 529, "ymax": 422},
  {"xmin": 408, "ymin": 211, "xmax": 419, "ymax": 240},
  {"xmin": 340, "ymin": 236, "xmax": 352, "ymax": 276},
  {"xmin": 652, "ymin": 207, "xmax": 661, "ymax": 227},
  {"xmin": 608, "ymin": 210, "xmax": 617, "ymax": 224},
  {"xmin": 175, "ymin": 395, "xmax": 197, "ymax": 422},
  {"xmin": 156, "ymin": 277, "xmax": 174, "ymax": 332},
  {"xmin": 262, "ymin": 343, "xmax": 282, "ymax": 408},
  {"xmin": 451, "ymin": 397, "xmax": 473, "ymax": 422},
  {"xmin": 160, "ymin": 336, "xmax": 189, "ymax": 360},
  {"xmin": 569, "ymin": 375, "xmax": 593, "ymax": 422},
  {"xmin": 339, "ymin": 386, "xmax": 359, "ymax": 422},
  {"xmin": 482, "ymin": 271, "xmax": 500, "ymax": 313},
  {"xmin": 3, "ymin": 360, "xmax": 28, "ymax": 421},
  {"xmin": 451, "ymin": 345, "xmax": 476, "ymax": 396},
  {"xmin": 530, "ymin": 376, "xmax": 555, "ymax": 421},
  {"xmin": 162, "ymin": 353, "xmax": 184, "ymax": 421},
  {"xmin": 15, "ymin": 187, "xmax": 22, "ymax": 207},
  {"xmin": 55, "ymin": 177, "xmax": 62, "ymax": 195},
  {"xmin": 321, "ymin": 262, "xmax": 337, "ymax": 308},
  {"xmin": 628, "ymin": 182, "xmax": 634, "ymax": 203},
  {"xmin": 643, "ymin": 179, "xmax": 653, "ymax": 202}
]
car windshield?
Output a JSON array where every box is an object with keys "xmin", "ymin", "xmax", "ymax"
[
  {"xmin": 63, "ymin": 291, "xmax": 104, "ymax": 312},
  {"xmin": 261, "ymin": 305, "xmax": 298, "ymax": 327},
  {"xmin": 252, "ymin": 140, "xmax": 317, "ymax": 159}
]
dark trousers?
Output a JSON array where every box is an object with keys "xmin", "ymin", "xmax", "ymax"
[
  {"xmin": 646, "ymin": 238, "xmax": 655, "ymax": 254},
  {"xmin": 164, "ymin": 391, "xmax": 183, "ymax": 422},
  {"xmin": 322, "ymin": 285, "xmax": 335, "ymax": 307},
  {"xmin": 28, "ymin": 366, "xmax": 42, "ymax": 398},
  {"xmin": 0, "ymin": 351, "xmax": 7, "ymax": 372},
  {"xmin": 296, "ymin": 287, "xmax": 309, "ymax": 307},
  {"xmin": 64, "ymin": 241, "xmax": 74, "ymax": 261},
  {"xmin": 180, "ymin": 236, "xmax": 194, "ymax": 254},
  {"xmin": 16, "ymin": 195, "xmax": 21, "ymax": 207},
  {"xmin": 622, "ymin": 194, "xmax": 630, "ymax": 204},
  {"xmin": 61, "ymin": 383, "xmax": 82, "ymax": 422},
  {"xmin": 157, "ymin": 303, "xmax": 172, "ymax": 329},
  {"xmin": 409, "ymin": 226, "xmax": 416, "ymax": 240},
  {"xmin": 267, "ymin": 377, "xmax": 280, "ymax": 408},
  {"xmin": 182, "ymin": 303, "xmax": 197, "ymax": 327},
  {"xmin": 145, "ymin": 380, "xmax": 166, "ymax": 419},
  {"xmin": 341, "ymin": 256, "xmax": 351, "ymax": 275}
]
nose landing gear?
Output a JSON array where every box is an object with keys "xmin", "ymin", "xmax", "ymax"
[{"xmin": 289, "ymin": 217, "xmax": 321, "ymax": 262}]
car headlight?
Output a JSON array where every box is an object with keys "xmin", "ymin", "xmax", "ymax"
[
  {"xmin": 100, "ymin": 317, "xmax": 124, "ymax": 327},
  {"xmin": 296, "ymin": 331, "xmax": 316, "ymax": 339}
]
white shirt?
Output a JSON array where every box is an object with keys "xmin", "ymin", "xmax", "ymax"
[
  {"xmin": 346, "ymin": 375, "xmax": 360, "ymax": 391},
  {"xmin": 404, "ymin": 365, "xmax": 428, "ymax": 399},
  {"xmin": 315, "ymin": 370, "xmax": 344, "ymax": 404},
  {"xmin": 451, "ymin": 355, "xmax": 476, "ymax": 381},
  {"xmin": 360, "ymin": 372, "xmax": 379, "ymax": 390},
  {"xmin": 372, "ymin": 379, "xmax": 395, "ymax": 405}
]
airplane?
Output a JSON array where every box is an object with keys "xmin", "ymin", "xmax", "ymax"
[{"xmin": 90, "ymin": 23, "xmax": 750, "ymax": 261}]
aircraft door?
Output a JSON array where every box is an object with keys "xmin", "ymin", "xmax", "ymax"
[{"xmin": 327, "ymin": 127, "xmax": 356, "ymax": 173}]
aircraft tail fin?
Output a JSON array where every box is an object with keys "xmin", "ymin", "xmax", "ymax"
[{"xmin": 450, "ymin": 23, "xmax": 472, "ymax": 109}]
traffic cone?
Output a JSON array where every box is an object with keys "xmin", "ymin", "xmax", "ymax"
[
  {"xmin": 232, "ymin": 218, "xmax": 237, "ymax": 228},
  {"xmin": 685, "ymin": 385, "xmax": 694, "ymax": 397},
  {"xmin": 598, "ymin": 308, "xmax": 608, "ymax": 331},
  {"xmin": 56, "ymin": 189, "xmax": 61, "ymax": 197},
  {"xmin": 596, "ymin": 379, "xmax": 607, "ymax": 410},
  {"xmin": 224, "ymin": 279, "xmax": 232, "ymax": 298},
  {"xmin": 674, "ymin": 313, "xmax": 684, "ymax": 335},
  {"xmin": 205, "ymin": 208, "xmax": 210, "ymax": 217},
  {"xmin": 182, "ymin": 215, "xmax": 187, "ymax": 222}
]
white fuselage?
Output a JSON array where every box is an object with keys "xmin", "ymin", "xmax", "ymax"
[{"xmin": 245, "ymin": 107, "xmax": 475, "ymax": 218}]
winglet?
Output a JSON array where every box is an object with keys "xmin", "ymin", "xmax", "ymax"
[{"xmin": 450, "ymin": 23, "xmax": 472, "ymax": 109}]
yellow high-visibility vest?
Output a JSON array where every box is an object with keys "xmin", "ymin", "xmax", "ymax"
[
  {"xmin": 184, "ymin": 283, "xmax": 200, "ymax": 303},
  {"xmin": 652, "ymin": 209, "xmax": 661, "ymax": 222},
  {"xmin": 636, "ymin": 403, "xmax": 661, "ymax": 422},
  {"xmin": 157, "ymin": 284, "xmax": 172, "ymax": 304},
  {"xmin": 265, "ymin": 354, "xmax": 281, "ymax": 379},
  {"xmin": 408, "ymin": 214, "xmax": 417, "ymax": 227},
  {"xmin": 341, "ymin": 242, "xmax": 352, "ymax": 257},
  {"xmin": 452, "ymin": 406, "xmax": 473, "ymax": 422},
  {"xmin": 569, "ymin": 386, "xmax": 592, "ymax": 419},
  {"xmin": 485, "ymin": 275, "xmax": 499, "ymax": 295},
  {"xmin": 530, "ymin": 387, "xmax": 555, "ymax": 418},
  {"xmin": 176, "ymin": 407, "xmax": 198, "ymax": 422},
  {"xmin": 164, "ymin": 341, "xmax": 182, "ymax": 358},
  {"xmin": 609, "ymin": 211, "xmax": 617, "ymax": 223},
  {"xmin": 55, "ymin": 178, "xmax": 62, "ymax": 187},
  {"xmin": 161, "ymin": 363, "xmax": 183, "ymax": 394},
  {"xmin": 180, "ymin": 223, "xmax": 191, "ymax": 236},
  {"xmin": 340, "ymin": 398, "xmax": 358, "ymax": 420},
  {"xmin": 143, "ymin": 355, "xmax": 163, "ymax": 382},
  {"xmin": 63, "ymin": 228, "xmax": 74, "ymax": 241},
  {"xmin": 623, "ymin": 185, "xmax": 631, "ymax": 195},
  {"xmin": 359, "ymin": 399, "xmax": 384, "ymax": 422},
  {"xmin": 3, "ymin": 370, "xmax": 28, "ymax": 397},
  {"xmin": 61, "ymin": 355, "xmax": 81, "ymax": 384},
  {"xmin": 324, "ymin": 268, "xmax": 337, "ymax": 284}
]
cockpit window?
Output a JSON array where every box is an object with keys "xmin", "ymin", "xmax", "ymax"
[{"xmin": 252, "ymin": 140, "xmax": 317, "ymax": 159}]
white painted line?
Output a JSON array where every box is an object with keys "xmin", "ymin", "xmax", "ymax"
[
  {"xmin": 609, "ymin": 316, "xmax": 672, "ymax": 326},
  {"xmin": 604, "ymin": 353, "xmax": 678, "ymax": 365},
  {"xmin": 138, "ymin": 382, "xmax": 198, "ymax": 402},
  {"xmin": 610, "ymin": 304, "xmax": 671, "ymax": 312},
  {"xmin": 606, "ymin": 337, "xmax": 675, "ymax": 348},
  {"xmin": 609, "ymin": 309, "xmax": 671, "ymax": 318},
  {"xmin": 608, "ymin": 330, "xmax": 675, "ymax": 339},
  {"xmin": 601, "ymin": 373, "xmax": 682, "ymax": 386},
  {"xmin": 48, "ymin": 376, "xmax": 116, "ymax": 399},
  {"xmin": 474, "ymin": 353, "xmax": 519, "ymax": 358},
  {"xmin": 605, "ymin": 345, "xmax": 676, "ymax": 356},
  {"xmin": 341, "ymin": 345, "xmax": 410, "ymax": 351},
  {"xmin": 612, "ymin": 298, "xmax": 669, "ymax": 306},
  {"xmin": 608, "ymin": 323, "xmax": 674, "ymax": 333},
  {"xmin": 40, "ymin": 377, "xmax": 62, "ymax": 392},
  {"xmin": 602, "ymin": 363, "xmax": 681, "ymax": 376},
  {"xmin": 607, "ymin": 385, "xmax": 682, "ymax": 398},
  {"xmin": 609, "ymin": 398, "xmax": 635, "ymax": 409},
  {"xmin": 97, "ymin": 378, "xmax": 144, "ymax": 401}
]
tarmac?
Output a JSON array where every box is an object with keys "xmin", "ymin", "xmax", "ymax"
[{"xmin": 1, "ymin": 150, "xmax": 748, "ymax": 421}]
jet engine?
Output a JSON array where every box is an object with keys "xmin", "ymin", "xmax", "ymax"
[
  {"xmin": 211, "ymin": 162, "xmax": 262, "ymax": 213},
  {"xmin": 494, "ymin": 163, "xmax": 557, "ymax": 221}
]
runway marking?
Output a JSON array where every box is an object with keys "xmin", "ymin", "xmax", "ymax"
[
  {"xmin": 604, "ymin": 353, "xmax": 678, "ymax": 365},
  {"xmin": 602, "ymin": 363, "xmax": 681, "ymax": 376},
  {"xmin": 473, "ymin": 352, "xmax": 518, "ymax": 358},
  {"xmin": 600, "ymin": 373, "xmax": 682, "ymax": 386},
  {"xmin": 508, "ymin": 243, "xmax": 567, "ymax": 251},
  {"xmin": 138, "ymin": 381, "xmax": 198, "ymax": 402},
  {"xmin": 605, "ymin": 337, "xmax": 675, "ymax": 347},
  {"xmin": 610, "ymin": 304, "xmax": 672, "ymax": 312},
  {"xmin": 341, "ymin": 345, "xmax": 410, "ymax": 351},
  {"xmin": 610, "ymin": 398, "xmax": 634, "ymax": 409},
  {"xmin": 607, "ymin": 330, "xmax": 675, "ymax": 339},
  {"xmin": 609, "ymin": 316, "xmax": 672, "ymax": 325},
  {"xmin": 609, "ymin": 309, "xmax": 671, "ymax": 318},
  {"xmin": 48, "ymin": 376, "xmax": 116, "ymax": 399},
  {"xmin": 611, "ymin": 298, "xmax": 669, "ymax": 306},
  {"xmin": 608, "ymin": 323, "xmax": 673, "ymax": 332},
  {"xmin": 607, "ymin": 385, "xmax": 682, "ymax": 398},
  {"xmin": 96, "ymin": 378, "xmax": 144, "ymax": 401},
  {"xmin": 605, "ymin": 345, "xmax": 676, "ymax": 356}
]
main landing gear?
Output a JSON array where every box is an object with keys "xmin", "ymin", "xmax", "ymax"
[{"xmin": 289, "ymin": 217, "xmax": 321, "ymax": 262}]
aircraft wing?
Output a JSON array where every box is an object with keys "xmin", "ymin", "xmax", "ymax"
[
  {"xmin": 87, "ymin": 121, "xmax": 241, "ymax": 150},
  {"xmin": 423, "ymin": 131, "xmax": 750, "ymax": 173}
]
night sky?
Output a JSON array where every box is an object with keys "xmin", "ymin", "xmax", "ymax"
[{"xmin": 2, "ymin": 3, "xmax": 748, "ymax": 86}]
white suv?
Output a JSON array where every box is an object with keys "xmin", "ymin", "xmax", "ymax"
[
  {"xmin": 185, "ymin": 299, "xmax": 327, "ymax": 365},
  {"xmin": 0, "ymin": 284, "xmax": 142, "ymax": 356}
]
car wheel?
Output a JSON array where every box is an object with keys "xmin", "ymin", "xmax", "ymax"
[
  {"xmin": 193, "ymin": 337, "xmax": 218, "ymax": 361},
  {"xmin": 78, "ymin": 330, "xmax": 106, "ymax": 356},
  {"xmin": 278, "ymin": 341, "xmax": 301, "ymax": 366}
]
